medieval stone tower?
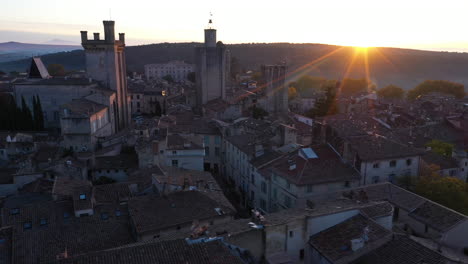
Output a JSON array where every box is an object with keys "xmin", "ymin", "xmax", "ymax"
[
  {"xmin": 195, "ymin": 18, "xmax": 229, "ymax": 109},
  {"xmin": 80, "ymin": 21, "xmax": 130, "ymax": 131},
  {"xmin": 262, "ymin": 64, "xmax": 288, "ymax": 114}
]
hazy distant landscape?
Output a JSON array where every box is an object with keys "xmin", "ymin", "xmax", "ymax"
[{"xmin": 2, "ymin": 41, "xmax": 468, "ymax": 90}]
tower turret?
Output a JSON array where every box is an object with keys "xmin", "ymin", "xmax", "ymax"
[{"xmin": 103, "ymin": 20, "xmax": 115, "ymax": 43}]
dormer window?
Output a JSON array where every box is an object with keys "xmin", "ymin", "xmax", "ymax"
[
  {"xmin": 23, "ymin": 222, "xmax": 32, "ymax": 230},
  {"xmin": 10, "ymin": 208, "xmax": 19, "ymax": 215},
  {"xmin": 40, "ymin": 218, "xmax": 47, "ymax": 226},
  {"xmin": 79, "ymin": 194, "xmax": 86, "ymax": 200}
]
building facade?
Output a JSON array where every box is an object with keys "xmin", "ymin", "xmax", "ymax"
[{"xmin": 144, "ymin": 61, "xmax": 194, "ymax": 82}]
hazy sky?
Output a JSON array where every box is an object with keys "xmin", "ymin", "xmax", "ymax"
[{"xmin": 2, "ymin": 0, "xmax": 468, "ymax": 52}]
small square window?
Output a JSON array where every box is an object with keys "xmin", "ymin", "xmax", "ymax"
[
  {"xmin": 406, "ymin": 159, "xmax": 412, "ymax": 166},
  {"xmin": 344, "ymin": 181, "xmax": 350, "ymax": 188},
  {"xmin": 390, "ymin": 160, "xmax": 397, "ymax": 167},
  {"xmin": 63, "ymin": 212, "xmax": 70, "ymax": 219},
  {"xmin": 40, "ymin": 218, "xmax": 47, "ymax": 226},
  {"xmin": 373, "ymin": 163, "xmax": 380, "ymax": 169},
  {"xmin": 79, "ymin": 194, "xmax": 86, "ymax": 200},
  {"xmin": 10, "ymin": 208, "xmax": 19, "ymax": 215},
  {"xmin": 115, "ymin": 210, "xmax": 122, "ymax": 217},
  {"xmin": 23, "ymin": 222, "xmax": 32, "ymax": 230},
  {"xmin": 289, "ymin": 231, "xmax": 294, "ymax": 237},
  {"xmin": 172, "ymin": 151, "xmax": 177, "ymax": 155},
  {"xmin": 101, "ymin": 213, "xmax": 109, "ymax": 220}
]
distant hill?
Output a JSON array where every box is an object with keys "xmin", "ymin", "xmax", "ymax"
[
  {"xmin": 0, "ymin": 41, "xmax": 81, "ymax": 64},
  {"xmin": 1, "ymin": 42, "xmax": 468, "ymax": 90}
]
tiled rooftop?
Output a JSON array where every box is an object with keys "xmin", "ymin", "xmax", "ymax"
[
  {"xmin": 56, "ymin": 239, "xmax": 244, "ymax": 264},
  {"xmin": 351, "ymin": 235, "xmax": 452, "ymax": 264},
  {"xmin": 309, "ymin": 214, "xmax": 392, "ymax": 262},
  {"xmin": 128, "ymin": 191, "xmax": 233, "ymax": 234}
]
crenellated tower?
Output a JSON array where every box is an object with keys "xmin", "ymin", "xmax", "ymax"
[{"xmin": 80, "ymin": 21, "xmax": 130, "ymax": 131}]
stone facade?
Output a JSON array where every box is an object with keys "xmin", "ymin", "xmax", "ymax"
[
  {"xmin": 195, "ymin": 24, "xmax": 229, "ymax": 109},
  {"xmin": 144, "ymin": 61, "xmax": 194, "ymax": 82},
  {"xmin": 81, "ymin": 21, "xmax": 130, "ymax": 131}
]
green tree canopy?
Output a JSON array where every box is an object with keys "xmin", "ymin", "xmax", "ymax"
[
  {"xmin": 293, "ymin": 76, "xmax": 326, "ymax": 95},
  {"xmin": 154, "ymin": 100, "xmax": 162, "ymax": 117},
  {"xmin": 377, "ymin": 85, "xmax": 405, "ymax": 99},
  {"xmin": 288, "ymin": 86, "xmax": 298, "ymax": 100},
  {"xmin": 339, "ymin": 78, "xmax": 374, "ymax": 96},
  {"xmin": 47, "ymin": 64, "xmax": 66, "ymax": 76},
  {"xmin": 187, "ymin": 72, "xmax": 195, "ymax": 83},
  {"xmin": 162, "ymin": 75, "xmax": 174, "ymax": 83},
  {"xmin": 407, "ymin": 80, "xmax": 465, "ymax": 100},
  {"xmin": 425, "ymin": 139, "xmax": 454, "ymax": 156},
  {"xmin": 250, "ymin": 105, "xmax": 268, "ymax": 120},
  {"xmin": 305, "ymin": 84, "xmax": 338, "ymax": 118},
  {"xmin": 415, "ymin": 169, "xmax": 468, "ymax": 215}
]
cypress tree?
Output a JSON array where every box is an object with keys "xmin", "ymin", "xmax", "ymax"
[
  {"xmin": 20, "ymin": 96, "xmax": 33, "ymax": 130},
  {"xmin": 155, "ymin": 100, "xmax": 162, "ymax": 116},
  {"xmin": 32, "ymin": 96, "xmax": 38, "ymax": 130},
  {"xmin": 36, "ymin": 96, "xmax": 44, "ymax": 130}
]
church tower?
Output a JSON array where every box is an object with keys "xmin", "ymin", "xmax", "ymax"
[
  {"xmin": 80, "ymin": 21, "xmax": 130, "ymax": 131},
  {"xmin": 195, "ymin": 17, "xmax": 229, "ymax": 110}
]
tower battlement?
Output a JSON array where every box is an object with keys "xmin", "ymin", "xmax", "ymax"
[{"xmin": 80, "ymin": 21, "xmax": 125, "ymax": 47}]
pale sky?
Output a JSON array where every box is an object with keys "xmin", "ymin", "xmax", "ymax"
[{"xmin": 2, "ymin": 0, "xmax": 468, "ymax": 52}]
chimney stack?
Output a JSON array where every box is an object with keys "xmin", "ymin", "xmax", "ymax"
[
  {"xmin": 93, "ymin": 33, "xmax": 100, "ymax": 40},
  {"xmin": 80, "ymin": 31, "xmax": 88, "ymax": 43},
  {"xmin": 103, "ymin": 20, "xmax": 115, "ymax": 43}
]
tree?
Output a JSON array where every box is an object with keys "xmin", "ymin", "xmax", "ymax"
[
  {"xmin": 425, "ymin": 140, "xmax": 454, "ymax": 156},
  {"xmin": 250, "ymin": 105, "xmax": 268, "ymax": 120},
  {"xmin": 306, "ymin": 84, "xmax": 337, "ymax": 118},
  {"xmin": 47, "ymin": 64, "xmax": 66, "ymax": 76},
  {"xmin": 187, "ymin": 72, "xmax": 195, "ymax": 83},
  {"xmin": 407, "ymin": 80, "xmax": 465, "ymax": 100},
  {"xmin": 377, "ymin": 85, "xmax": 405, "ymax": 99},
  {"xmin": 20, "ymin": 96, "xmax": 33, "ymax": 130},
  {"xmin": 32, "ymin": 95, "xmax": 44, "ymax": 130},
  {"xmin": 162, "ymin": 75, "xmax": 174, "ymax": 83},
  {"xmin": 294, "ymin": 75, "xmax": 325, "ymax": 95},
  {"xmin": 288, "ymin": 86, "xmax": 298, "ymax": 100},
  {"xmin": 415, "ymin": 168, "xmax": 468, "ymax": 215},
  {"xmin": 154, "ymin": 100, "xmax": 162, "ymax": 116},
  {"xmin": 339, "ymin": 78, "xmax": 372, "ymax": 96}
]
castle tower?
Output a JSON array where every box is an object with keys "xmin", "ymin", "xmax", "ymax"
[
  {"xmin": 195, "ymin": 17, "xmax": 229, "ymax": 110},
  {"xmin": 262, "ymin": 64, "xmax": 288, "ymax": 114},
  {"xmin": 80, "ymin": 21, "xmax": 130, "ymax": 131}
]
